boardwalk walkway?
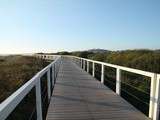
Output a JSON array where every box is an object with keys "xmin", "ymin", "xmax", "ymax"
[{"xmin": 46, "ymin": 58, "xmax": 149, "ymax": 120}]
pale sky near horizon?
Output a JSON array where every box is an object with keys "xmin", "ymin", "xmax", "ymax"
[{"xmin": 0, "ymin": 0, "xmax": 160, "ymax": 54}]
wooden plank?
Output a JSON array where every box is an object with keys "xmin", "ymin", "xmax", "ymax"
[{"xmin": 46, "ymin": 58, "xmax": 149, "ymax": 120}]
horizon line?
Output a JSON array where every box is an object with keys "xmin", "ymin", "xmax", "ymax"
[{"xmin": 0, "ymin": 48, "xmax": 159, "ymax": 55}]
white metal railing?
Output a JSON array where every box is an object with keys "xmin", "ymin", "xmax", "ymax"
[
  {"xmin": 34, "ymin": 54, "xmax": 59, "ymax": 61},
  {"xmin": 0, "ymin": 55, "xmax": 61, "ymax": 120},
  {"xmin": 68, "ymin": 55, "xmax": 160, "ymax": 120}
]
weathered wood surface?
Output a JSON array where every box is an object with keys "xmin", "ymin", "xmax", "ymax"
[{"xmin": 46, "ymin": 58, "xmax": 149, "ymax": 120}]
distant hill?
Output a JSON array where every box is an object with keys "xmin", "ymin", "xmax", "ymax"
[
  {"xmin": 87, "ymin": 49, "xmax": 111, "ymax": 53},
  {"xmin": 155, "ymin": 49, "xmax": 160, "ymax": 53},
  {"xmin": 36, "ymin": 49, "xmax": 160, "ymax": 55}
]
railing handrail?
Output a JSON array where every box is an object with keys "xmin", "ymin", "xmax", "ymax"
[
  {"xmin": 0, "ymin": 55, "xmax": 61, "ymax": 120},
  {"xmin": 67, "ymin": 55, "xmax": 157, "ymax": 77}
]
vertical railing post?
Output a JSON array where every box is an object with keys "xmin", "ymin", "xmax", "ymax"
[
  {"xmin": 87, "ymin": 61, "xmax": 89, "ymax": 73},
  {"xmin": 56, "ymin": 62, "xmax": 58, "ymax": 77},
  {"xmin": 78, "ymin": 59, "xmax": 80, "ymax": 66},
  {"xmin": 75, "ymin": 58, "xmax": 77, "ymax": 64},
  {"xmin": 153, "ymin": 75, "xmax": 160, "ymax": 120},
  {"xmin": 101, "ymin": 64, "xmax": 104, "ymax": 83},
  {"xmin": 81, "ymin": 59, "xmax": 83, "ymax": 68},
  {"xmin": 52, "ymin": 64, "xmax": 55, "ymax": 86},
  {"xmin": 54, "ymin": 64, "xmax": 56, "ymax": 84},
  {"xmin": 55, "ymin": 63, "xmax": 57, "ymax": 78},
  {"xmin": 149, "ymin": 74, "xmax": 157, "ymax": 119},
  {"xmin": 77, "ymin": 58, "xmax": 79, "ymax": 66},
  {"xmin": 47, "ymin": 69, "xmax": 51, "ymax": 101},
  {"xmin": 80, "ymin": 59, "xmax": 81, "ymax": 68},
  {"xmin": 75, "ymin": 58, "xmax": 77, "ymax": 65},
  {"xmin": 57, "ymin": 61, "xmax": 60, "ymax": 74},
  {"xmin": 36, "ymin": 78, "xmax": 43, "ymax": 120},
  {"xmin": 83, "ymin": 60, "xmax": 86, "ymax": 70},
  {"xmin": 116, "ymin": 68, "xmax": 121, "ymax": 95},
  {"xmin": 92, "ymin": 62, "xmax": 95, "ymax": 77}
]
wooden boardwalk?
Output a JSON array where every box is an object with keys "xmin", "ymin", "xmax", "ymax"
[{"xmin": 46, "ymin": 58, "xmax": 149, "ymax": 120}]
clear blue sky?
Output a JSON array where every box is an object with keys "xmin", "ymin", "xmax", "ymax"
[{"xmin": 0, "ymin": 0, "xmax": 160, "ymax": 54}]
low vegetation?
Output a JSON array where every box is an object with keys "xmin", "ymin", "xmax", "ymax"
[
  {"xmin": 71, "ymin": 49, "xmax": 160, "ymax": 73},
  {"xmin": 0, "ymin": 55, "xmax": 49, "ymax": 102}
]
